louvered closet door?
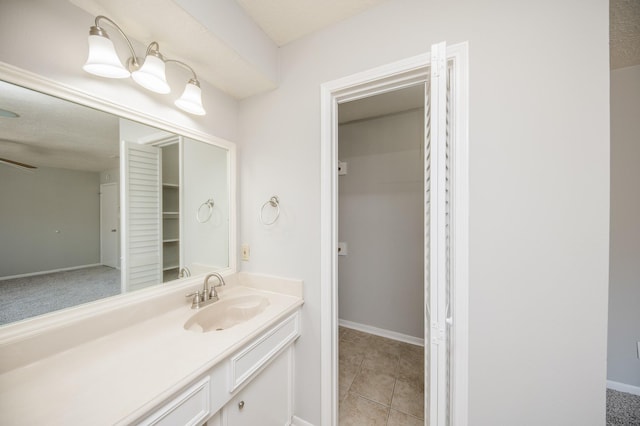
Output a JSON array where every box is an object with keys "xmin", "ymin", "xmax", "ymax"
[
  {"xmin": 426, "ymin": 41, "xmax": 453, "ymax": 426},
  {"xmin": 121, "ymin": 141, "xmax": 162, "ymax": 292}
]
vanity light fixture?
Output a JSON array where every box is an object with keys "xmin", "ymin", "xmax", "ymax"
[{"xmin": 82, "ymin": 15, "xmax": 206, "ymax": 116}]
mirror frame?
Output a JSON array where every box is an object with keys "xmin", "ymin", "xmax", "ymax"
[{"xmin": 0, "ymin": 62, "xmax": 237, "ymax": 333}]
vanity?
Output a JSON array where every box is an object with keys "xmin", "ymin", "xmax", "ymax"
[
  {"xmin": 0, "ymin": 59, "xmax": 300, "ymax": 425},
  {"xmin": 0, "ymin": 273, "xmax": 303, "ymax": 425}
]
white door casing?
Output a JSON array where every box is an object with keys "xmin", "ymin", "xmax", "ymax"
[
  {"xmin": 320, "ymin": 42, "xmax": 469, "ymax": 426},
  {"xmin": 428, "ymin": 41, "xmax": 450, "ymax": 426}
]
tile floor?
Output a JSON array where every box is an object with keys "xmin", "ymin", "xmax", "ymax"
[{"xmin": 339, "ymin": 326, "xmax": 425, "ymax": 425}]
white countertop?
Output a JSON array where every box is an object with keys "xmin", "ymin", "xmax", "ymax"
[{"xmin": 0, "ymin": 274, "xmax": 303, "ymax": 425}]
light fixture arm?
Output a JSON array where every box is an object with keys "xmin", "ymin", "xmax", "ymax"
[
  {"xmin": 143, "ymin": 41, "xmax": 162, "ymax": 58},
  {"xmin": 92, "ymin": 15, "xmax": 140, "ymax": 69},
  {"xmin": 165, "ymin": 59, "xmax": 200, "ymax": 85}
]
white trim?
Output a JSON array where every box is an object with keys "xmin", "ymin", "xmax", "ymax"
[
  {"xmin": 291, "ymin": 415, "xmax": 315, "ymax": 426},
  {"xmin": 448, "ymin": 42, "xmax": 470, "ymax": 426},
  {"xmin": 607, "ymin": 380, "xmax": 640, "ymax": 396},
  {"xmin": 338, "ymin": 319, "xmax": 424, "ymax": 346},
  {"xmin": 429, "ymin": 41, "xmax": 449, "ymax": 426},
  {"xmin": 320, "ymin": 43, "xmax": 469, "ymax": 426},
  {"xmin": 0, "ymin": 263, "xmax": 102, "ymax": 281}
]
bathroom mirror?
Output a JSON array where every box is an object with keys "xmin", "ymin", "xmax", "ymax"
[{"xmin": 0, "ymin": 78, "xmax": 234, "ymax": 325}]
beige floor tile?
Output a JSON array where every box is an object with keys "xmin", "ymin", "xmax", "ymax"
[
  {"xmin": 341, "ymin": 327, "xmax": 370, "ymax": 344},
  {"xmin": 339, "ymin": 340, "xmax": 366, "ymax": 365},
  {"xmin": 362, "ymin": 347, "xmax": 399, "ymax": 376},
  {"xmin": 339, "ymin": 382, "xmax": 350, "ymax": 402},
  {"xmin": 391, "ymin": 377, "xmax": 424, "ymax": 419},
  {"xmin": 387, "ymin": 409, "xmax": 424, "ymax": 426},
  {"xmin": 339, "ymin": 329, "xmax": 426, "ymax": 425},
  {"xmin": 397, "ymin": 354, "xmax": 423, "ymax": 381},
  {"xmin": 339, "ymin": 392, "xmax": 389, "ymax": 426},
  {"xmin": 350, "ymin": 366, "xmax": 396, "ymax": 406},
  {"xmin": 339, "ymin": 356, "xmax": 361, "ymax": 389},
  {"xmin": 339, "ymin": 326, "xmax": 348, "ymax": 340},
  {"xmin": 397, "ymin": 342, "xmax": 423, "ymax": 361},
  {"xmin": 367, "ymin": 334, "xmax": 403, "ymax": 357}
]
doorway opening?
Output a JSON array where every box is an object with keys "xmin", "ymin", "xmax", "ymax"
[
  {"xmin": 320, "ymin": 42, "xmax": 469, "ymax": 426},
  {"xmin": 337, "ymin": 84, "xmax": 427, "ymax": 424},
  {"xmin": 100, "ymin": 182, "xmax": 119, "ymax": 269}
]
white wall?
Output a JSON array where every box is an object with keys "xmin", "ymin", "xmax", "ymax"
[
  {"xmin": 0, "ymin": 166, "xmax": 101, "ymax": 277},
  {"xmin": 608, "ymin": 64, "xmax": 640, "ymax": 389},
  {"xmin": 338, "ymin": 109, "xmax": 424, "ymax": 339},
  {"xmin": 0, "ymin": 0, "xmax": 239, "ymax": 143},
  {"xmin": 238, "ymin": 0, "xmax": 610, "ymax": 424},
  {"xmin": 183, "ymin": 138, "xmax": 230, "ymax": 270}
]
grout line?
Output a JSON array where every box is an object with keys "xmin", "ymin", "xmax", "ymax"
[{"xmin": 387, "ymin": 377, "xmax": 398, "ymax": 426}]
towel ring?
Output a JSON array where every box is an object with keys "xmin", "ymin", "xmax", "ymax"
[
  {"xmin": 259, "ymin": 196, "xmax": 280, "ymax": 225},
  {"xmin": 196, "ymin": 199, "xmax": 215, "ymax": 223}
]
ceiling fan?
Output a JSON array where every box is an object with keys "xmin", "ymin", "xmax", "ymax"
[{"xmin": 0, "ymin": 157, "xmax": 38, "ymax": 170}]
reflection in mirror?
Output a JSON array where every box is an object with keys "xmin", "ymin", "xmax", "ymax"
[{"xmin": 0, "ymin": 80, "xmax": 230, "ymax": 325}]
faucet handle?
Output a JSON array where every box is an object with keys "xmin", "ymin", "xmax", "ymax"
[{"xmin": 185, "ymin": 291, "xmax": 202, "ymax": 309}]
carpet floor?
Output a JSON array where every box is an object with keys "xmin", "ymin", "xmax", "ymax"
[
  {"xmin": 0, "ymin": 266, "xmax": 120, "ymax": 325},
  {"xmin": 607, "ymin": 389, "xmax": 640, "ymax": 426}
]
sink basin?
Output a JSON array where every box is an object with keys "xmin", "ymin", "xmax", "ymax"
[{"xmin": 183, "ymin": 295, "xmax": 270, "ymax": 333}]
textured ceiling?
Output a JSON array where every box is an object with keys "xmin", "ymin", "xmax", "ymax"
[
  {"xmin": 610, "ymin": 0, "xmax": 640, "ymax": 69},
  {"xmin": 0, "ymin": 81, "xmax": 119, "ymax": 172}
]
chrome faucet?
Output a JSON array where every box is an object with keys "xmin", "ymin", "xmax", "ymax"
[
  {"xmin": 185, "ymin": 272, "xmax": 226, "ymax": 309},
  {"xmin": 204, "ymin": 272, "xmax": 226, "ymax": 301},
  {"xmin": 178, "ymin": 266, "xmax": 191, "ymax": 278}
]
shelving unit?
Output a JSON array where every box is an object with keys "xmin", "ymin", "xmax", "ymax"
[{"xmin": 161, "ymin": 141, "xmax": 181, "ymax": 282}]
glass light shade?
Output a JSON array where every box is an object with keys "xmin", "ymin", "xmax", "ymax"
[
  {"xmin": 131, "ymin": 54, "xmax": 170, "ymax": 94},
  {"xmin": 175, "ymin": 81, "xmax": 206, "ymax": 116},
  {"xmin": 83, "ymin": 34, "xmax": 130, "ymax": 78}
]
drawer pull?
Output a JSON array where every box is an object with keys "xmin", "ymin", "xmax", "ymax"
[{"xmin": 238, "ymin": 400, "xmax": 245, "ymax": 410}]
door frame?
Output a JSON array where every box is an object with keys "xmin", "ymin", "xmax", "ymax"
[
  {"xmin": 319, "ymin": 42, "xmax": 469, "ymax": 425},
  {"xmin": 100, "ymin": 182, "xmax": 119, "ymax": 268}
]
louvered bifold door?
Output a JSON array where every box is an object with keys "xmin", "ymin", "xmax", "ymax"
[
  {"xmin": 426, "ymin": 41, "xmax": 452, "ymax": 426},
  {"xmin": 121, "ymin": 140, "xmax": 162, "ymax": 292}
]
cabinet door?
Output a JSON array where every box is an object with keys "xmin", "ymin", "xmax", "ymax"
[{"xmin": 225, "ymin": 347, "xmax": 292, "ymax": 426}]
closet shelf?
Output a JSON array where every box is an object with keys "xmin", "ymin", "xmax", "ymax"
[{"xmin": 163, "ymin": 265, "xmax": 179, "ymax": 271}]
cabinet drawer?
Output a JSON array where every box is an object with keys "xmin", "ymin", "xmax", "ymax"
[
  {"xmin": 228, "ymin": 312, "xmax": 299, "ymax": 392},
  {"xmin": 224, "ymin": 347, "xmax": 292, "ymax": 426},
  {"xmin": 139, "ymin": 376, "xmax": 210, "ymax": 426}
]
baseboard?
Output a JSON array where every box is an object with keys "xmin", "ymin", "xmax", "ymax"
[
  {"xmin": 339, "ymin": 319, "xmax": 424, "ymax": 346},
  {"xmin": 607, "ymin": 380, "xmax": 640, "ymax": 396},
  {"xmin": 291, "ymin": 415, "xmax": 315, "ymax": 426},
  {"xmin": 0, "ymin": 263, "xmax": 102, "ymax": 281}
]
